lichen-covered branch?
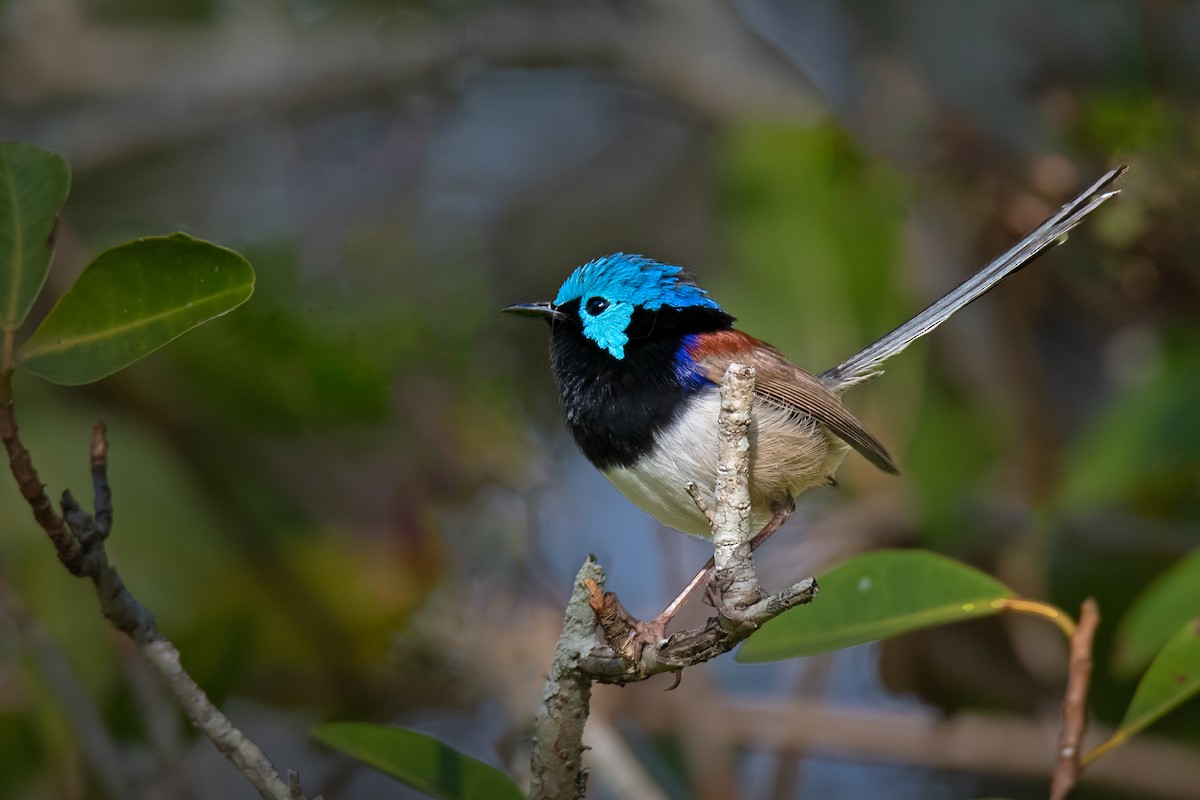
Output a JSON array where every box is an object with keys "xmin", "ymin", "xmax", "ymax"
[
  {"xmin": 531, "ymin": 364, "xmax": 819, "ymax": 794},
  {"xmin": 709, "ymin": 363, "xmax": 762, "ymax": 613},
  {"xmin": 529, "ymin": 557, "xmax": 605, "ymax": 800}
]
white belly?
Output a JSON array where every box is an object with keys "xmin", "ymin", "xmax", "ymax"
[{"xmin": 602, "ymin": 391, "xmax": 849, "ymax": 538}]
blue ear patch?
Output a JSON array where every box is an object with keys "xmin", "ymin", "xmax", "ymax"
[
  {"xmin": 581, "ymin": 302, "xmax": 635, "ymax": 359},
  {"xmin": 555, "ymin": 254, "xmax": 721, "ymax": 359}
]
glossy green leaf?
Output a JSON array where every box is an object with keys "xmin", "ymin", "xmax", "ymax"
[
  {"xmin": 1113, "ymin": 549, "xmax": 1200, "ymax": 676},
  {"xmin": 17, "ymin": 233, "xmax": 254, "ymax": 384},
  {"xmin": 1091, "ymin": 617, "xmax": 1200, "ymax": 763},
  {"xmin": 738, "ymin": 550, "xmax": 1016, "ymax": 662},
  {"xmin": 0, "ymin": 142, "xmax": 71, "ymax": 330},
  {"xmin": 313, "ymin": 723, "xmax": 524, "ymax": 800}
]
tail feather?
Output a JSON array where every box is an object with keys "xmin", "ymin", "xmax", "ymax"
[{"xmin": 820, "ymin": 165, "xmax": 1127, "ymax": 389}]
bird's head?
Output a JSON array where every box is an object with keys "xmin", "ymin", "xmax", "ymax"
[{"xmin": 504, "ymin": 253, "xmax": 727, "ymax": 359}]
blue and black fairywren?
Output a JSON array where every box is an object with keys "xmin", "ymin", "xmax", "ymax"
[{"xmin": 506, "ymin": 166, "xmax": 1124, "ymax": 635}]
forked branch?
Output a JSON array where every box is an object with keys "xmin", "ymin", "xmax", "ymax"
[
  {"xmin": 530, "ymin": 364, "xmax": 819, "ymax": 796},
  {"xmin": 579, "ymin": 364, "xmax": 818, "ymax": 683},
  {"xmin": 0, "ymin": 375, "xmax": 311, "ymax": 800}
]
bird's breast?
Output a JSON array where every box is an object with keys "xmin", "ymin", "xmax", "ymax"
[
  {"xmin": 602, "ymin": 392, "xmax": 850, "ymax": 537},
  {"xmin": 550, "ymin": 331, "xmax": 705, "ymax": 469}
]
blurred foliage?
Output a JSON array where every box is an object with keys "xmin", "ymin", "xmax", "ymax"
[
  {"xmin": 168, "ymin": 299, "xmax": 393, "ymax": 432},
  {"xmin": 716, "ymin": 123, "xmax": 907, "ymax": 369},
  {"xmin": 1060, "ymin": 338, "xmax": 1200, "ymax": 517},
  {"xmin": 1115, "ymin": 550, "xmax": 1200, "ymax": 676},
  {"xmin": 84, "ymin": 0, "xmax": 217, "ymax": 24}
]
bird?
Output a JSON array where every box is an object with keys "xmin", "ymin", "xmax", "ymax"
[{"xmin": 505, "ymin": 165, "xmax": 1125, "ymax": 637}]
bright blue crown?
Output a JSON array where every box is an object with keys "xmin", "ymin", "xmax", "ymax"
[
  {"xmin": 555, "ymin": 253, "xmax": 720, "ymax": 311},
  {"xmin": 554, "ymin": 254, "xmax": 721, "ymax": 359}
]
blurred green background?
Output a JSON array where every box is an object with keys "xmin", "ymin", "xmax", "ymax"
[{"xmin": 1, "ymin": 1, "xmax": 1199, "ymax": 798}]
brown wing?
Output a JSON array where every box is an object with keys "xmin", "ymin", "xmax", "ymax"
[{"xmin": 689, "ymin": 330, "xmax": 898, "ymax": 474}]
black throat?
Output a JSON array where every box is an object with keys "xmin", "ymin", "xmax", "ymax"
[{"xmin": 546, "ymin": 302, "xmax": 734, "ymax": 469}]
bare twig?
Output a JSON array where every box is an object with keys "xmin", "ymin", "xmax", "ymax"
[
  {"xmin": 288, "ymin": 770, "xmax": 306, "ymax": 800},
  {"xmin": 118, "ymin": 636, "xmax": 186, "ymax": 766},
  {"xmin": 0, "ymin": 377, "xmax": 308, "ymax": 800},
  {"xmin": 140, "ymin": 639, "xmax": 296, "ymax": 800},
  {"xmin": 0, "ymin": 373, "xmax": 82, "ymax": 571},
  {"xmin": 683, "ymin": 482, "xmax": 713, "ymax": 523},
  {"xmin": 1049, "ymin": 597, "xmax": 1100, "ymax": 800}
]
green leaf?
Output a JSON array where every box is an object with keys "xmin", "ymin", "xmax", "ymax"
[
  {"xmin": 1090, "ymin": 617, "xmax": 1200, "ymax": 763},
  {"xmin": 17, "ymin": 233, "xmax": 254, "ymax": 384},
  {"xmin": 737, "ymin": 550, "xmax": 1016, "ymax": 662},
  {"xmin": 1113, "ymin": 549, "xmax": 1200, "ymax": 676},
  {"xmin": 0, "ymin": 142, "xmax": 71, "ymax": 330},
  {"xmin": 313, "ymin": 723, "xmax": 524, "ymax": 800}
]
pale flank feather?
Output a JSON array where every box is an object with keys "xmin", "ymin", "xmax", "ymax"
[{"xmin": 603, "ymin": 391, "xmax": 848, "ymax": 538}]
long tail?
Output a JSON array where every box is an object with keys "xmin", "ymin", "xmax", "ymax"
[{"xmin": 820, "ymin": 165, "xmax": 1127, "ymax": 389}]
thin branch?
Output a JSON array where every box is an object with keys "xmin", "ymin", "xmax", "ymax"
[
  {"xmin": 683, "ymin": 482, "xmax": 713, "ymax": 523},
  {"xmin": 0, "ymin": 381, "xmax": 309, "ymax": 800},
  {"xmin": 0, "ymin": 372, "xmax": 82, "ymax": 571},
  {"xmin": 1049, "ymin": 597, "xmax": 1100, "ymax": 800},
  {"xmin": 118, "ymin": 636, "xmax": 187, "ymax": 766},
  {"xmin": 140, "ymin": 639, "xmax": 298, "ymax": 799}
]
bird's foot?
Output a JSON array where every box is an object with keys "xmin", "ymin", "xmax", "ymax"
[
  {"xmin": 584, "ymin": 579, "xmax": 671, "ymax": 661},
  {"xmin": 633, "ymin": 615, "xmax": 670, "ymax": 647},
  {"xmin": 704, "ymin": 568, "xmax": 765, "ymax": 621}
]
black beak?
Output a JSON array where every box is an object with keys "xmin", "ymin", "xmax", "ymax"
[{"xmin": 503, "ymin": 301, "xmax": 560, "ymax": 320}]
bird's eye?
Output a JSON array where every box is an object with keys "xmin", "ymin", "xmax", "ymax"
[{"xmin": 585, "ymin": 297, "xmax": 610, "ymax": 316}]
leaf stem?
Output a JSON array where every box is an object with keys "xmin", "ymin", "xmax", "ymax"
[
  {"xmin": 1081, "ymin": 729, "xmax": 1128, "ymax": 769},
  {"xmin": 995, "ymin": 597, "xmax": 1077, "ymax": 640},
  {"xmin": 2, "ymin": 328, "xmax": 13, "ymax": 374}
]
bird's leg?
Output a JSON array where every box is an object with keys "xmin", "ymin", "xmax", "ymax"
[
  {"xmin": 640, "ymin": 495, "xmax": 797, "ymax": 642},
  {"xmin": 747, "ymin": 493, "xmax": 796, "ymax": 552},
  {"xmin": 645, "ymin": 563, "xmax": 711, "ymax": 637}
]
